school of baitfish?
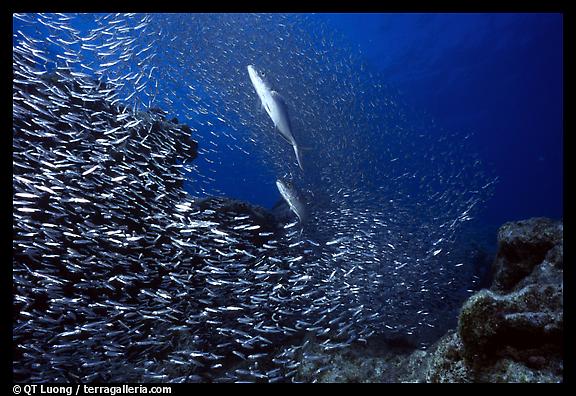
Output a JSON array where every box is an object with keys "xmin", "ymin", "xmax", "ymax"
[{"xmin": 13, "ymin": 13, "xmax": 496, "ymax": 382}]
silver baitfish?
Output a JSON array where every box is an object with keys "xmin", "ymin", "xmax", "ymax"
[{"xmin": 13, "ymin": 13, "xmax": 494, "ymax": 383}]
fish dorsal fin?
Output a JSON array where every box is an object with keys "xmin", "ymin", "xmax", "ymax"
[
  {"xmin": 272, "ymin": 198, "xmax": 287, "ymax": 210},
  {"xmin": 270, "ymin": 90, "xmax": 285, "ymax": 105},
  {"xmin": 254, "ymin": 98, "xmax": 265, "ymax": 114}
]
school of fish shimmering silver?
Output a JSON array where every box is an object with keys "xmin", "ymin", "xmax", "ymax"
[{"xmin": 13, "ymin": 13, "xmax": 495, "ymax": 382}]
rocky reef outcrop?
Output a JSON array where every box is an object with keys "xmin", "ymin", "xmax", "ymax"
[
  {"xmin": 419, "ymin": 217, "xmax": 563, "ymax": 382},
  {"xmin": 294, "ymin": 217, "xmax": 563, "ymax": 383},
  {"xmin": 491, "ymin": 218, "xmax": 563, "ymax": 293}
]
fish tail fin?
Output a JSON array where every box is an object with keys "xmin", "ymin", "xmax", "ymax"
[{"xmin": 294, "ymin": 145, "xmax": 304, "ymax": 171}]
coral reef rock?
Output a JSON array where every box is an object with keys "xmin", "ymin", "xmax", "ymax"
[
  {"xmin": 426, "ymin": 217, "xmax": 563, "ymax": 382},
  {"xmin": 491, "ymin": 217, "xmax": 563, "ymax": 293},
  {"xmin": 294, "ymin": 218, "xmax": 563, "ymax": 383}
]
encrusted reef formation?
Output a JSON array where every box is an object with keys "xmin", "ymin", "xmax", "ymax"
[
  {"xmin": 296, "ymin": 217, "xmax": 563, "ymax": 383},
  {"xmin": 425, "ymin": 217, "xmax": 563, "ymax": 383}
]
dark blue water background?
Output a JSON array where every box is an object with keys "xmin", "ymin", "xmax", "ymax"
[
  {"xmin": 188, "ymin": 13, "xmax": 564, "ymax": 231},
  {"xmin": 15, "ymin": 13, "xmax": 563, "ymax": 231},
  {"xmin": 315, "ymin": 13, "xmax": 563, "ymax": 227}
]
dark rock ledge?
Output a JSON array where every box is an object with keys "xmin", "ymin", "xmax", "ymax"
[{"xmin": 295, "ymin": 218, "xmax": 563, "ymax": 383}]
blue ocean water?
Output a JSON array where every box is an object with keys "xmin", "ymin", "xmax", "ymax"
[
  {"xmin": 12, "ymin": 13, "xmax": 564, "ymax": 382},
  {"xmin": 316, "ymin": 13, "xmax": 563, "ymax": 228},
  {"xmin": 213, "ymin": 13, "xmax": 562, "ymax": 228},
  {"xmin": 14, "ymin": 13, "xmax": 562, "ymax": 228}
]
